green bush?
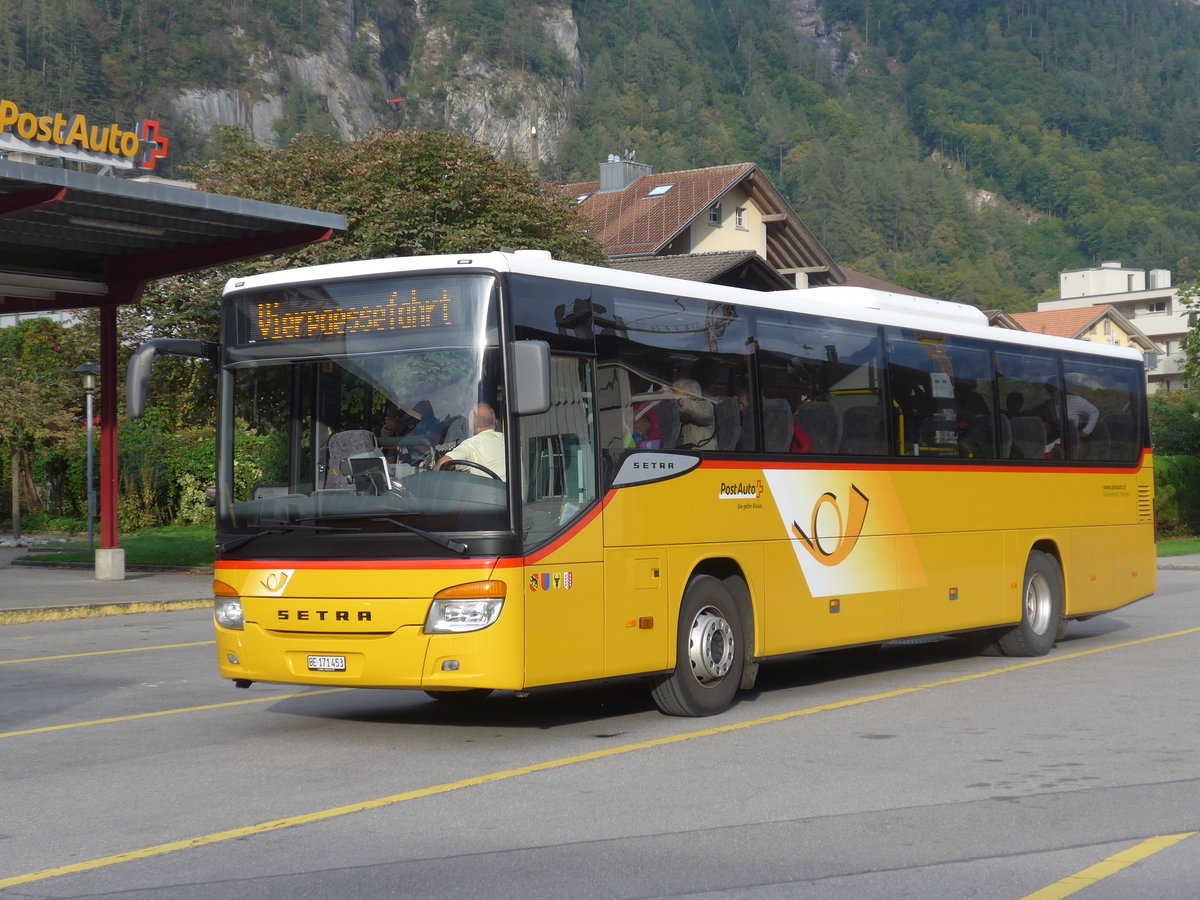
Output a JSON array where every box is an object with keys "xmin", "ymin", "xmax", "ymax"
[{"xmin": 1154, "ymin": 455, "xmax": 1200, "ymax": 536}]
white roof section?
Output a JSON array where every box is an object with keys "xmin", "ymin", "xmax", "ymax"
[{"xmin": 225, "ymin": 251, "xmax": 1144, "ymax": 364}]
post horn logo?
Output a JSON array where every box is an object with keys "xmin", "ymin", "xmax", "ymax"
[
  {"xmin": 261, "ymin": 571, "xmax": 290, "ymax": 593},
  {"xmin": 792, "ymin": 484, "xmax": 869, "ymax": 566}
]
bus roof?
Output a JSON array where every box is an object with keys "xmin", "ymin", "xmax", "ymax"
[{"xmin": 224, "ymin": 251, "xmax": 1145, "ymax": 364}]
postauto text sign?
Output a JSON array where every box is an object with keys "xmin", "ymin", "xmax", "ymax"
[{"xmin": 0, "ymin": 99, "xmax": 169, "ymax": 170}]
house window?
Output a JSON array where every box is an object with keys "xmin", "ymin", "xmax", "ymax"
[
  {"xmin": 1147, "ymin": 300, "xmax": 1167, "ymax": 313},
  {"xmin": 735, "ymin": 207, "xmax": 747, "ymax": 229},
  {"xmin": 708, "ymin": 203, "xmax": 721, "ymax": 226},
  {"xmin": 645, "ymin": 184, "xmax": 674, "ymax": 197}
]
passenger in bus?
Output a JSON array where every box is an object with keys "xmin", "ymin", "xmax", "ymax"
[
  {"xmin": 672, "ymin": 378, "xmax": 715, "ymax": 450},
  {"xmin": 380, "ymin": 410, "xmax": 415, "ymax": 462},
  {"xmin": 1004, "ymin": 392, "xmax": 1025, "ymax": 419},
  {"xmin": 388, "ymin": 399, "xmax": 441, "ymax": 463},
  {"xmin": 956, "ymin": 389, "xmax": 994, "ymax": 457},
  {"xmin": 1037, "ymin": 382, "xmax": 1098, "ymax": 446},
  {"xmin": 790, "ymin": 420, "xmax": 812, "ymax": 453},
  {"xmin": 631, "ymin": 404, "xmax": 661, "ymax": 449},
  {"xmin": 435, "ymin": 402, "xmax": 507, "ymax": 480}
]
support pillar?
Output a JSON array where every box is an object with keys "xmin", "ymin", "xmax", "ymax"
[
  {"xmin": 95, "ymin": 283, "xmax": 145, "ymax": 581},
  {"xmin": 96, "ymin": 303, "xmax": 123, "ymax": 580}
]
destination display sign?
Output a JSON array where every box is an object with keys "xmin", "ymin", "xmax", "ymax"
[{"xmin": 246, "ymin": 288, "xmax": 458, "ymax": 343}]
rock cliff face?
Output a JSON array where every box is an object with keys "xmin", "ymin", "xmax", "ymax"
[
  {"xmin": 172, "ymin": 0, "xmax": 384, "ymax": 145},
  {"xmin": 172, "ymin": 0, "xmax": 581, "ymax": 161},
  {"xmin": 171, "ymin": 0, "xmax": 831, "ymax": 160}
]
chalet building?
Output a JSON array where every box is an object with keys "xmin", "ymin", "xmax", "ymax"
[
  {"xmin": 1036, "ymin": 261, "xmax": 1175, "ymax": 391},
  {"xmin": 562, "ymin": 157, "xmax": 844, "ymax": 291}
]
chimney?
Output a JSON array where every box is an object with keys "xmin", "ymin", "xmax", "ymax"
[{"xmin": 599, "ymin": 154, "xmax": 651, "ymax": 193}]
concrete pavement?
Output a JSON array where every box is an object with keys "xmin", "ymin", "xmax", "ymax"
[{"xmin": 1, "ymin": 538, "xmax": 1198, "ymax": 626}]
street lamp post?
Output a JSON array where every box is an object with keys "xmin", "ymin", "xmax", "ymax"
[{"xmin": 73, "ymin": 362, "xmax": 100, "ymax": 552}]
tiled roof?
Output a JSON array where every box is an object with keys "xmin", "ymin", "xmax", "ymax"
[
  {"xmin": 1010, "ymin": 307, "xmax": 1109, "ymax": 338},
  {"xmin": 561, "ymin": 162, "xmax": 841, "ymax": 283},
  {"xmin": 562, "ymin": 163, "xmax": 756, "ymax": 256},
  {"xmin": 608, "ymin": 250, "xmax": 791, "ymax": 288}
]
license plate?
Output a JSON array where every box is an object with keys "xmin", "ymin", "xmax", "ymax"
[{"xmin": 307, "ymin": 655, "xmax": 346, "ymax": 672}]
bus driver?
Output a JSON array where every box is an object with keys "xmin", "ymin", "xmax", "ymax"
[{"xmin": 435, "ymin": 402, "xmax": 507, "ymax": 480}]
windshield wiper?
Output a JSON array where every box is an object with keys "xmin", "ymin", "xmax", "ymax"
[
  {"xmin": 287, "ymin": 512, "xmax": 470, "ymax": 556},
  {"xmin": 369, "ymin": 516, "xmax": 468, "ymax": 555},
  {"xmin": 218, "ymin": 521, "xmax": 358, "ymax": 555}
]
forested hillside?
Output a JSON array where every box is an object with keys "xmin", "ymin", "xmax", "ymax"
[{"xmin": 3, "ymin": 0, "xmax": 1200, "ymax": 310}]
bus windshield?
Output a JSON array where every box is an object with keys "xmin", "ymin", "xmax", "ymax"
[{"xmin": 217, "ymin": 272, "xmax": 510, "ymax": 547}]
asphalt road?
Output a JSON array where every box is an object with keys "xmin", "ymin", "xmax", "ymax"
[{"xmin": 2, "ymin": 570, "xmax": 1199, "ymax": 899}]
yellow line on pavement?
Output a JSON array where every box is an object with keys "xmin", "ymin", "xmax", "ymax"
[
  {"xmin": 1, "ymin": 640, "xmax": 215, "ymax": 665},
  {"xmin": 0, "ymin": 688, "xmax": 350, "ymax": 739},
  {"xmin": 2, "ymin": 626, "xmax": 1198, "ymax": 889},
  {"xmin": 1023, "ymin": 832, "xmax": 1198, "ymax": 899}
]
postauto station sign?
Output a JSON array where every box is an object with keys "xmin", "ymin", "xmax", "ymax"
[{"xmin": 0, "ymin": 98, "xmax": 169, "ymax": 170}]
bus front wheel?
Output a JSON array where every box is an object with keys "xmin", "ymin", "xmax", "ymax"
[
  {"xmin": 995, "ymin": 550, "xmax": 1063, "ymax": 657},
  {"xmin": 651, "ymin": 575, "xmax": 744, "ymax": 717}
]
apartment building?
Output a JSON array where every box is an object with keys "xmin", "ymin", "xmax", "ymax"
[{"xmin": 1037, "ymin": 261, "xmax": 1178, "ymax": 392}]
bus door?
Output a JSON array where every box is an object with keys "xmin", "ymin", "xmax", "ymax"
[{"xmin": 519, "ymin": 357, "xmax": 605, "ymax": 686}]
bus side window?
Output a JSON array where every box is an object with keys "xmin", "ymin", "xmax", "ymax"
[
  {"xmin": 592, "ymin": 287, "xmax": 750, "ymax": 463},
  {"xmin": 755, "ymin": 312, "xmax": 884, "ymax": 456},
  {"xmin": 1061, "ymin": 356, "xmax": 1144, "ymax": 463},
  {"xmin": 995, "ymin": 349, "xmax": 1062, "ymax": 460}
]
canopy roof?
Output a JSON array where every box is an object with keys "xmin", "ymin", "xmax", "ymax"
[{"xmin": 0, "ymin": 159, "xmax": 344, "ymax": 313}]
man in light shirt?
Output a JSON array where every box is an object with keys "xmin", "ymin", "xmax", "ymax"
[{"xmin": 436, "ymin": 402, "xmax": 506, "ymax": 480}]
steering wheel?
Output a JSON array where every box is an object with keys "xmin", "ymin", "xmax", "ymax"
[{"xmin": 440, "ymin": 458, "xmax": 503, "ymax": 481}]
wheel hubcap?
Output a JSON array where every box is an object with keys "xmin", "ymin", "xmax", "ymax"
[
  {"xmin": 687, "ymin": 605, "xmax": 735, "ymax": 684},
  {"xmin": 1025, "ymin": 572, "xmax": 1052, "ymax": 635}
]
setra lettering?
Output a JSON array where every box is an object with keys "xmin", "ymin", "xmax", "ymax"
[{"xmin": 276, "ymin": 609, "xmax": 372, "ymax": 622}]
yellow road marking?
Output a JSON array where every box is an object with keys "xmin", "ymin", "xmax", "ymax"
[
  {"xmin": 0, "ymin": 641, "xmax": 215, "ymax": 665},
  {"xmin": 1023, "ymin": 832, "xmax": 1198, "ymax": 899},
  {"xmin": 2, "ymin": 625, "xmax": 1198, "ymax": 890},
  {"xmin": 0, "ymin": 688, "xmax": 350, "ymax": 739}
]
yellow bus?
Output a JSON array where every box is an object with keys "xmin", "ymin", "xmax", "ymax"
[{"xmin": 128, "ymin": 251, "xmax": 1156, "ymax": 716}]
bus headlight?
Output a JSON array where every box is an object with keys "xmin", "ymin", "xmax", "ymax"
[
  {"xmin": 214, "ymin": 597, "xmax": 244, "ymax": 630},
  {"xmin": 425, "ymin": 581, "xmax": 506, "ymax": 633}
]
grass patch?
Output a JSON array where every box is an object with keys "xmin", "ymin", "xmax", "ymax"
[
  {"xmin": 1157, "ymin": 536, "xmax": 1200, "ymax": 558},
  {"xmin": 19, "ymin": 525, "xmax": 215, "ymax": 568}
]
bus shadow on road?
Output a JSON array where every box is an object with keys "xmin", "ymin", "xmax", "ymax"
[{"xmin": 263, "ymin": 618, "xmax": 1133, "ymax": 729}]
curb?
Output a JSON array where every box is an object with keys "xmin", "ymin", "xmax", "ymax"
[{"xmin": 0, "ymin": 598, "xmax": 211, "ymax": 626}]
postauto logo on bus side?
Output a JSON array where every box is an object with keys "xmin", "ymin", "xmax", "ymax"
[
  {"xmin": 792, "ymin": 484, "xmax": 870, "ymax": 567},
  {"xmin": 718, "ymin": 479, "xmax": 764, "ymax": 499}
]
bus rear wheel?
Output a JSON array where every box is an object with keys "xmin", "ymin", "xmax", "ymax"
[
  {"xmin": 994, "ymin": 550, "xmax": 1062, "ymax": 657},
  {"xmin": 651, "ymin": 575, "xmax": 744, "ymax": 717}
]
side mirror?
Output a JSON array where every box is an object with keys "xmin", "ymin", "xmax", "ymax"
[
  {"xmin": 126, "ymin": 338, "xmax": 218, "ymax": 419},
  {"xmin": 510, "ymin": 340, "xmax": 551, "ymax": 416}
]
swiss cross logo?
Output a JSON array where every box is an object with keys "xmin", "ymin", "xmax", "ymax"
[{"xmin": 136, "ymin": 119, "xmax": 169, "ymax": 170}]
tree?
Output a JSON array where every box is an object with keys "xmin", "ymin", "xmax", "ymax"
[
  {"xmin": 1174, "ymin": 280, "xmax": 1200, "ymax": 388},
  {"xmin": 192, "ymin": 127, "xmax": 608, "ymax": 269},
  {"xmin": 0, "ymin": 319, "xmax": 93, "ymax": 537}
]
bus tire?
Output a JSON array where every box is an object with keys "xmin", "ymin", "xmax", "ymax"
[
  {"xmin": 995, "ymin": 550, "xmax": 1062, "ymax": 657},
  {"xmin": 651, "ymin": 575, "xmax": 744, "ymax": 717}
]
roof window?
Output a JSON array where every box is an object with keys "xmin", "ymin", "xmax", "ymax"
[{"xmin": 645, "ymin": 184, "xmax": 674, "ymax": 197}]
